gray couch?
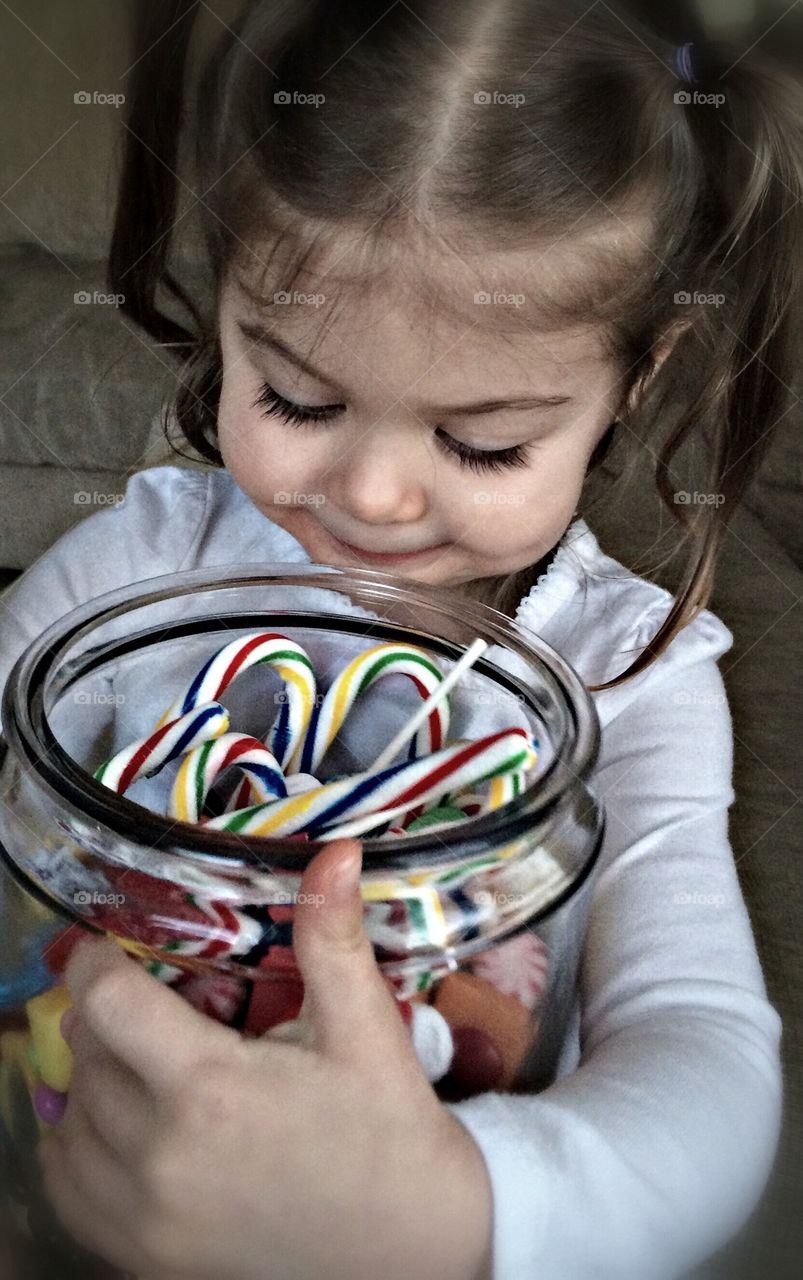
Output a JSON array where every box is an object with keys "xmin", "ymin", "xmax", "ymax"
[
  {"xmin": 0, "ymin": 0, "xmax": 224, "ymax": 570},
  {"xmin": 1, "ymin": 4, "xmax": 800, "ymax": 1278}
]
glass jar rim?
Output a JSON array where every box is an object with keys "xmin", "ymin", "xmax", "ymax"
[{"xmin": 1, "ymin": 561, "xmax": 600, "ymax": 874}]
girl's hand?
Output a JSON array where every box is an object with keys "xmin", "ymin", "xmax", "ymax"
[{"xmin": 38, "ymin": 840, "xmax": 493, "ymax": 1280}]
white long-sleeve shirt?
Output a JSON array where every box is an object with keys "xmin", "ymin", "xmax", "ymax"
[{"xmin": 0, "ymin": 465, "xmax": 781, "ymax": 1280}]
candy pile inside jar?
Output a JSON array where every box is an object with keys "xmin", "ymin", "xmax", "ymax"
[
  {"xmin": 2, "ymin": 634, "xmax": 552, "ymax": 1130},
  {"xmin": 94, "ymin": 633, "xmax": 536, "ymax": 840}
]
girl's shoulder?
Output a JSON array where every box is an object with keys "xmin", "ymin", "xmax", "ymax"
[
  {"xmin": 125, "ymin": 464, "xmax": 311, "ymax": 569},
  {"xmin": 517, "ymin": 518, "xmax": 734, "ymax": 721}
]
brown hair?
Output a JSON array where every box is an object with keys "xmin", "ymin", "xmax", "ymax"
[{"xmin": 110, "ymin": 0, "xmax": 803, "ymax": 691}]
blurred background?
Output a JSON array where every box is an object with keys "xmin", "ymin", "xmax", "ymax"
[{"xmin": 0, "ymin": 3, "xmax": 801, "ymax": 1279}]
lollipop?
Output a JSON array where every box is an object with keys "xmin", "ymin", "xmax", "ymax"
[{"xmin": 296, "ymin": 642, "xmax": 450, "ymax": 774}]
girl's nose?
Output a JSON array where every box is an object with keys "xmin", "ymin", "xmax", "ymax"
[{"xmin": 331, "ymin": 431, "xmax": 430, "ymax": 525}]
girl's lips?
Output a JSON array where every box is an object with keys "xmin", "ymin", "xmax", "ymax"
[{"xmin": 324, "ymin": 526, "xmax": 449, "ymax": 563}]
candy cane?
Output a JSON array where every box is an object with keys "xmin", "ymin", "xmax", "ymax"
[
  {"xmin": 394, "ymin": 735, "xmax": 472, "ymax": 830},
  {"xmin": 146, "ymin": 896, "xmax": 266, "ymax": 981},
  {"xmin": 295, "ymin": 643, "xmax": 450, "ymax": 776},
  {"xmin": 203, "ymin": 728, "xmax": 537, "ymax": 838},
  {"xmin": 169, "ymin": 733, "xmax": 288, "ymax": 824},
  {"xmin": 94, "ymin": 704, "xmax": 230, "ymax": 794},
  {"xmin": 225, "ymin": 766, "xmax": 320, "ymax": 815},
  {"xmin": 449, "ymin": 768, "xmax": 528, "ymax": 818},
  {"xmin": 226, "ymin": 641, "xmax": 452, "ymax": 814},
  {"xmin": 154, "ymin": 632, "xmax": 316, "ymax": 772}
]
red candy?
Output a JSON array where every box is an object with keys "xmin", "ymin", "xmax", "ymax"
[
  {"xmin": 243, "ymin": 977, "xmax": 305, "ymax": 1036},
  {"xmin": 177, "ymin": 974, "xmax": 247, "ymax": 1026},
  {"xmin": 396, "ymin": 997, "xmax": 414, "ymax": 1027},
  {"xmin": 43, "ymin": 925, "xmax": 88, "ymax": 977},
  {"xmin": 437, "ymin": 1026, "xmax": 505, "ymax": 1100}
]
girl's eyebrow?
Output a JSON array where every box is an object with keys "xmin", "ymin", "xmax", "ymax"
[
  {"xmin": 238, "ymin": 320, "xmax": 343, "ymax": 389},
  {"xmin": 236, "ymin": 318, "xmax": 573, "ymax": 414}
]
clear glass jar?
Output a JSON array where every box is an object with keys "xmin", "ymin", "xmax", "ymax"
[{"xmin": 0, "ymin": 563, "xmax": 603, "ymax": 1276}]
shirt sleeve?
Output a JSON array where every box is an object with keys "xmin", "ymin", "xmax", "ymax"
[
  {"xmin": 445, "ymin": 622, "xmax": 782, "ymax": 1280},
  {"xmin": 0, "ymin": 466, "xmax": 211, "ymax": 734}
]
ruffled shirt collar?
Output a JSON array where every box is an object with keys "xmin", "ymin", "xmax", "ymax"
[{"xmin": 514, "ymin": 517, "xmax": 596, "ymax": 635}]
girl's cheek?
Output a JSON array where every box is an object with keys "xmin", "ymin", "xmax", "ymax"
[
  {"xmin": 220, "ymin": 409, "xmax": 325, "ymax": 516},
  {"xmin": 460, "ymin": 461, "xmax": 580, "ymax": 558}
]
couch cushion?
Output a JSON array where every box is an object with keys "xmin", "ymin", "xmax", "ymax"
[
  {"xmin": 0, "ymin": 0, "xmax": 242, "ymax": 264},
  {"xmin": 0, "ymin": 245, "xmax": 179, "ymax": 471},
  {"xmin": 0, "ymin": 462, "xmax": 130, "ymax": 570}
]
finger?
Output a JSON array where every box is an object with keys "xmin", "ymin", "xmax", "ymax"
[
  {"xmin": 290, "ymin": 840, "xmax": 415, "ymax": 1065},
  {"xmin": 38, "ymin": 1127, "xmax": 147, "ymax": 1274},
  {"xmin": 64, "ymin": 937, "xmax": 239, "ymax": 1092},
  {"xmin": 68, "ymin": 1045, "xmax": 153, "ymax": 1163}
]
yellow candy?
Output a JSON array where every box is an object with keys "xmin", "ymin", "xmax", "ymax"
[
  {"xmin": 112, "ymin": 933, "xmax": 156, "ymax": 961},
  {"xmin": 26, "ymin": 985, "xmax": 74, "ymax": 1093}
]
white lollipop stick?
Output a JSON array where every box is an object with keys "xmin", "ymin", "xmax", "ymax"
[{"xmin": 367, "ymin": 638, "xmax": 488, "ymax": 774}]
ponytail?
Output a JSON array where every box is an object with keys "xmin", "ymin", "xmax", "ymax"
[
  {"xmin": 107, "ymin": 0, "xmax": 203, "ymax": 348},
  {"xmin": 589, "ymin": 46, "xmax": 803, "ymax": 691}
]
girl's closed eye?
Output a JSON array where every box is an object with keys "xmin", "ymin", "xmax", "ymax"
[
  {"xmin": 254, "ymin": 381, "xmax": 344, "ymax": 426},
  {"xmin": 252, "ymin": 381, "xmax": 534, "ymax": 474}
]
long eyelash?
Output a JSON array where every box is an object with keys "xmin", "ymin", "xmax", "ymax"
[
  {"xmin": 253, "ymin": 382, "xmax": 343, "ymax": 426},
  {"xmin": 254, "ymin": 382, "xmax": 531, "ymax": 473},
  {"xmin": 434, "ymin": 429, "xmax": 532, "ymax": 474}
]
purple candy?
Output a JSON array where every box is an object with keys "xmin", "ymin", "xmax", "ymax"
[{"xmin": 34, "ymin": 1083, "xmax": 68, "ymax": 1126}]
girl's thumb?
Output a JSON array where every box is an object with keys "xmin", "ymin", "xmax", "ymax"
[{"xmin": 288, "ymin": 839, "xmax": 414, "ymax": 1063}]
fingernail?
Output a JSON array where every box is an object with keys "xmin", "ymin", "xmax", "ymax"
[
  {"xmin": 333, "ymin": 844, "xmax": 362, "ymax": 902},
  {"xmin": 34, "ymin": 1084, "xmax": 68, "ymax": 1127}
]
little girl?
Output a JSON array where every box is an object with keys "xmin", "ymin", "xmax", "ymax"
[{"xmin": 2, "ymin": 1, "xmax": 800, "ymax": 1276}]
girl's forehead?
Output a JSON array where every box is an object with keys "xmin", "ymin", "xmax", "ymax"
[
  {"xmin": 226, "ymin": 206, "xmax": 650, "ymax": 363},
  {"xmin": 224, "ymin": 220, "xmax": 642, "ymax": 384},
  {"xmin": 224, "ymin": 263, "xmax": 611, "ymax": 396}
]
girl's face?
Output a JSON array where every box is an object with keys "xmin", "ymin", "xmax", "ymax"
[{"xmin": 217, "ymin": 259, "xmax": 624, "ymax": 591}]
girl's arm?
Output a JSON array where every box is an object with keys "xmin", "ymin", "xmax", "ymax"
[{"xmin": 446, "ymin": 649, "xmax": 782, "ymax": 1280}]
